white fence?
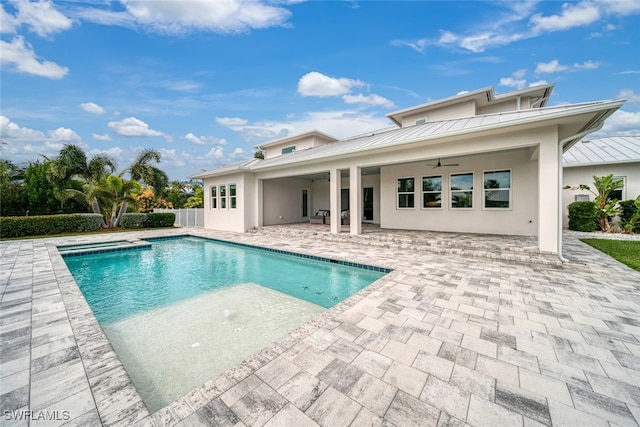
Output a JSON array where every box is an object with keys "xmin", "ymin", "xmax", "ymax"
[{"xmin": 153, "ymin": 208, "xmax": 204, "ymax": 228}]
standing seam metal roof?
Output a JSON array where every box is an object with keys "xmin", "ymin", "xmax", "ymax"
[{"xmin": 563, "ymin": 136, "xmax": 640, "ymax": 166}]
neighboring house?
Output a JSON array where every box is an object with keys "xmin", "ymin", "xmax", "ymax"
[
  {"xmin": 191, "ymin": 84, "xmax": 624, "ymax": 258},
  {"xmin": 562, "ymin": 136, "xmax": 640, "ymax": 227}
]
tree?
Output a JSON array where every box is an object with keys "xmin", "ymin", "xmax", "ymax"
[
  {"xmin": 164, "ymin": 180, "xmax": 189, "ymax": 208},
  {"xmin": 50, "ymin": 144, "xmax": 116, "ymax": 226},
  {"xmin": 184, "ymin": 186, "xmax": 204, "ymax": 208},
  {"xmin": 114, "ymin": 149, "xmax": 169, "ymax": 224},
  {"xmin": 126, "ymin": 149, "xmax": 168, "ymax": 197},
  {"xmin": 0, "ymin": 159, "xmax": 27, "ymax": 216},
  {"xmin": 23, "ymin": 161, "xmax": 63, "ymax": 215},
  {"xmin": 93, "ymin": 175, "xmax": 141, "ymax": 227}
]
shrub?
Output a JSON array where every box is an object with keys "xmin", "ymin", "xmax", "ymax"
[
  {"xmin": 146, "ymin": 212, "xmax": 175, "ymax": 228},
  {"xmin": 120, "ymin": 213, "xmax": 148, "ymax": 228},
  {"xmin": 568, "ymin": 201, "xmax": 597, "ymax": 232},
  {"xmin": 619, "ymin": 199, "xmax": 640, "ymax": 233},
  {"xmin": 0, "ymin": 213, "xmax": 103, "ymax": 238}
]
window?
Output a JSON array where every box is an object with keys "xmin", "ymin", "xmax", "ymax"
[
  {"xmin": 422, "ymin": 176, "xmax": 442, "ymax": 208},
  {"xmin": 483, "ymin": 170, "xmax": 511, "ymax": 209},
  {"xmin": 229, "ymin": 184, "xmax": 237, "ymax": 209},
  {"xmin": 610, "ymin": 176, "xmax": 625, "ymax": 201},
  {"xmin": 450, "ymin": 173, "xmax": 473, "ymax": 209},
  {"xmin": 210, "ymin": 186, "xmax": 217, "ymax": 209},
  {"xmin": 281, "ymin": 145, "xmax": 296, "ymax": 154},
  {"xmin": 397, "ymin": 178, "xmax": 415, "ymax": 208},
  {"xmin": 415, "ymin": 118, "xmax": 426, "ymax": 125},
  {"xmin": 220, "ymin": 184, "xmax": 227, "ymax": 209}
]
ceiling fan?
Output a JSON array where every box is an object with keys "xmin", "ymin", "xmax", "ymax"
[{"xmin": 428, "ymin": 158, "xmax": 459, "ymax": 169}]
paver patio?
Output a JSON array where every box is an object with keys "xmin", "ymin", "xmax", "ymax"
[{"xmin": 1, "ymin": 226, "xmax": 639, "ymax": 426}]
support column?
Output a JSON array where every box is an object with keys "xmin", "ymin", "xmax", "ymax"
[
  {"xmin": 538, "ymin": 139, "xmax": 560, "ymax": 254},
  {"xmin": 350, "ymin": 166, "xmax": 362, "ymax": 235},
  {"xmin": 257, "ymin": 179, "xmax": 264, "ymax": 228},
  {"xmin": 329, "ymin": 168, "xmax": 341, "ymax": 234}
]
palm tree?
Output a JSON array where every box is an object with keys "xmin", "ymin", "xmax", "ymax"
[
  {"xmin": 94, "ymin": 175, "xmax": 141, "ymax": 228},
  {"xmin": 113, "ymin": 149, "xmax": 169, "ymax": 225},
  {"xmin": 51, "ymin": 144, "xmax": 116, "ymax": 227},
  {"xmin": 125, "ymin": 149, "xmax": 168, "ymax": 197}
]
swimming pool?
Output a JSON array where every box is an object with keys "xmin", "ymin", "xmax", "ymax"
[{"xmin": 63, "ymin": 235, "xmax": 388, "ymax": 411}]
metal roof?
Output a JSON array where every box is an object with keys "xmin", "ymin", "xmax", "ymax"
[
  {"xmin": 563, "ymin": 136, "xmax": 640, "ymax": 166},
  {"xmin": 191, "ymin": 98, "xmax": 624, "ymax": 179}
]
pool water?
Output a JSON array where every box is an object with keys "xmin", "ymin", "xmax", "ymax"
[{"xmin": 63, "ymin": 236, "xmax": 387, "ymax": 411}]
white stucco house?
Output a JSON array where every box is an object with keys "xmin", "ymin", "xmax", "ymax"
[
  {"xmin": 190, "ymin": 84, "xmax": 624, "ymax": 258},
  {"xmin": 562, "ymin": 136, "xmax": 640, "ymax": 227}
]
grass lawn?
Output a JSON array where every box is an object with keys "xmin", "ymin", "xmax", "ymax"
[{"xmin": 581, "ymin": 239, "xmax": 640, "ymax": 272}]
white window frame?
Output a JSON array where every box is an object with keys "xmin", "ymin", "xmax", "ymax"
[
  {"xmin": 229, "ymin": 184, "xmax": 237, "ymax": 209},
  {"xmin": 210, "ymin": 186, "xmax": 217, "ymax": 209},
  {"xmin": 611, "ymin": 176, "xmax": 626, "ymax": 201},
  {"xmin": 219, "ymin": 184, "xmax": 227, "ymax": 209},
  {"xmin": 482, "ymin": 169, "xmax": 512, "ymax": 210},
  {"xmin": 450, "ymin": 172, "xmax": 474, "ymax": 209},
  {"xmin": 421, "ymin": 175, "xmax": 442, "ymax": 209},
  {"xmin": 397, "ymin": 177, "xmax": 415, "ymax": 209}
]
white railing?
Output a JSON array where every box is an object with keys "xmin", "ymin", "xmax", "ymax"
[{"xmin": 153, "ymin": 208, "xmax": 204, "ymax": 227}]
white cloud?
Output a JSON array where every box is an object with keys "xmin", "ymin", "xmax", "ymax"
[
  {"xmin": 529, "ymin": 79, "xmax": 550, "ymax": 87},
  {"xmin": 499, "ymin": 77, "xmax": 527, "ymax": 89},
  {"xmin": 0, "ymin": 115, "xmax": 46, "ymax": 140},
  {"xmin": 205, "ymin": 146, "xmax": 224, "ymax": 159},
  {"xmin": 77, "ymin": 0, "xmax": 292, "ymax": 35},
  {"xmin": 393, "ymin": 0, "xmax": 640, "ymax": 54},
  {"xmin": 48, "ymin": 127, "xmax": 81, "ymax": 142},
  {"xmin": 0, "ymin": 36, "xmax": 68, "ymax": 79},
  {"xmin": 92, "ymin": 133, "xmax": 111, "ymax": 141},
  {"xmin": 229, "ymin": 147, "xmax": 246, "ymax": 158},
  {"xmin": 184, "ymin": 132, "xmax": 226, "ymax": 145},
  {"xmin": 617, "ymin": 89, "xmax": 640, "ymax": 103},
  {"xmin": 535, "ymin": 59, "xmax": 600, "ymax": 74},
  {"xmin": 530, "ymin": 2, "xmax": 601, "ymax": 33},
  {"xmin": 216, "ymin": 117, "xmax": 249, "ymax": 126},
  {"xmin": 2, "ymin": 0, "xmax": 73, "ymax": 37},
  {"xmin": 342, "ymin": 93, "xmax": 395, "ymax": 108},
  {"xmin": 297, "ymin": 72, "xmax": 365, "ymax": 97},
  {"xmin": 107, "ymin": 117, "xmax": 168, "ymax": 139},
  {"xmin": 223, "ymin": 109, "xmax": 391, "ymax": 142},
  {"xmin": 535, "ymin": 59, "xmax": 569, "ymax": 74},
  {"xmin": 80, "ymin": 102, "xmax": 106, "ymax": 114},
  {"xmin": 598, "ymin": 110, "xmax": 640, "ymax": 135}
]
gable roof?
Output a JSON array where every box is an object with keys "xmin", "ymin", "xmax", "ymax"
[
  {"xmin": 254, "ymin": 130, "xmax": 338, "ymax": 150},
  {"xmin": 386, "ymin": 83, "xmax": 555, "ymax": 126},
  {"xmin": 563, "ymin": 136, "xmax": 640, "ymax": 167}
]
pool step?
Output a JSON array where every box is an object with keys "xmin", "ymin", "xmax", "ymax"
[{"xmin": 57, "ymin": 239, "xmax": 152, "ymax": 257}]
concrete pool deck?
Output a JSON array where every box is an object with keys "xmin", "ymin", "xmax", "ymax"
[{"xmin": 1, "ymin": 227, "xmax": 640, "ymax": 426}]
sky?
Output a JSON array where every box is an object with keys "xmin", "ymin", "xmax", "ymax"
[{"xmin": 1, "ymin": 0, "xmax": 640, "ymax": 181}]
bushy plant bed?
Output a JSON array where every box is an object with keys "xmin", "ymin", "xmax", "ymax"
[
  {"xmin": 146, "ymin": 212, "xmax": 175, "ymax": 227},
  {"xmin": 0, "ymin": 213, "xmax": 103, "ymax": 238},
  {"xmin": 119, "ymin": 213, "xmax": 148, "ymax": 228},
  {"xmin": 581, "ymin": 239, "xmax": 640, "ymax": 272}
]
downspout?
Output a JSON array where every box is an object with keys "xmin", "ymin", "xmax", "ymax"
[{"xmin": 556, "ymin": 119, "xmax": 606, "ymax": 262}]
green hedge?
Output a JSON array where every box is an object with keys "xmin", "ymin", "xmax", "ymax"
[
  {"xmin": 0, "ymin": 213, "xmax": 103, "ymax": 238},
  {"xmin": 119, "ymin": 213, "xmax": 148, "ymax": 228},
  {"xmin": 146, "ymin": 212, "xmax": 175, "ymax": 227},
  {"xmin": 119, "ymin": 212, "xmax": 175, "ymax": 228},
  {"xmin": 568, "ymin": 201, "xmax": 597, "ymax": 232}
]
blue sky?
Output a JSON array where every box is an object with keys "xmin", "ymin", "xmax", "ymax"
[{"xmin": 2, "ymin": 0, "xmax": 639, "ymax": 181}]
